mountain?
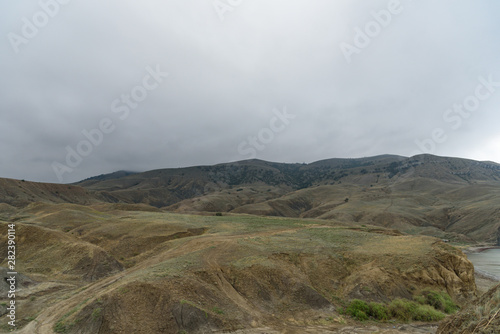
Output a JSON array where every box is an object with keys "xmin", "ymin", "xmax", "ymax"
[
  {"xmin": 1, "ymin": 154, "xmax": 500, "ymax": 243},
  {"xmin": 76, "ymin": 170, "xmax": 138, "ymax": 186},
  {"xmin": 72, "ymin": 154, "xmax": 500, "ymax": 244}
]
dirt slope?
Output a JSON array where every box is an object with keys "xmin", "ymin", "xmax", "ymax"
[{"xmin": 437, "ymin": 283, "xmax": 500, "ymax": 334}]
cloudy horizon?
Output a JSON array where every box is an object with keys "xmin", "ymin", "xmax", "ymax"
[{"xmin": 1, "ymin": 0, "xmax": 500, "ymax": 183}]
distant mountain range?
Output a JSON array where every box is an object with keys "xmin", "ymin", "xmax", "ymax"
[{"xmin": 1, "ymin": 154, "xmax": 500, "ymax": 243}]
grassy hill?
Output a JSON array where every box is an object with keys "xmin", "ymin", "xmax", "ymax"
[{"xmin": 0, "ymin": 203, "xmax": 477, "ymax": 333}]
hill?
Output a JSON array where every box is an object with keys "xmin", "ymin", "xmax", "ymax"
[
  {"xmin": 72, "ymin": 154, "xmax": 500, "ymax": 244},
  {"xmin": 1, "ymin": 154, "xmax": 500, "ymax": 243},
  {"xmin": 0, "ymin": 178, "xmax": 105, "ymax": 208},
  {"xmin": 0, "ymin": 204, "xmax": 477, "ymax": 333}
]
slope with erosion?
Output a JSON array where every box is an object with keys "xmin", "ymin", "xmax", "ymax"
[
  {"xmin": 229, "ymin": 178, "xmax": 500, "ymax": 243},
  {"xmin": 0, "ymin": 203, "xmax": 478, "ymax": 333},
  {"xmin": 437, "ymin": 283, "xmax": 500, "ymax": 334},
  {"xmin": 0, "ymin": 178, "xmax": 104, "ymax": 208}
]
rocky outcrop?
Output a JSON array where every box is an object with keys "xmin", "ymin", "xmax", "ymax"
[{"xmin": 404, "ymin": 242, "xmax": 477, "ymax": 302}]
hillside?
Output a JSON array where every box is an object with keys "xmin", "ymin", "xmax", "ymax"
[
  {"xmin": 1, "ymin": 154, "xmax": 498, "ymax": 332},
  {"xmin": 73, "ymin": 154, "xmax": 500, "ymax": 244},
  {"xmin": 1, "ymin": 154, "xmax": 500, "ymax": 244},
  {"xmin": 0, "ymin": 203, "xmax": 477, "ymax": 333},
  {"xmin": 0, "ymin": 178, "xmax": 105, "ymax": 208}
]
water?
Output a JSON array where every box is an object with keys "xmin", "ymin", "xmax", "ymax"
[{"xmin": 467, "ymin": 248, "xmax": 500, "ymax": 280}]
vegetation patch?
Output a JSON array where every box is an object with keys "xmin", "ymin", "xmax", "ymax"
[
  {"xmin": 53, "ymin": 299, "xmax": 90, "ymax": 333},
  {"xmin": 389, "ymin": 299, "xmax": 445, "ymax": 322},
  {"xmin": 415, "ymin": 289, "xmax": 459, "ymax": 314},
  {"xmin": 343, "ymin": 297, "xmax": 447, "ymax": 322}
]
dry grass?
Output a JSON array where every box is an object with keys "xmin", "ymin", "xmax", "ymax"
[{"xmin": 0, "ymin": 203, "xmax": 478, "ymax": 333}]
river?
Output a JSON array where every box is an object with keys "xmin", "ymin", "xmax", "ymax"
[{"xmin": 467, "ymin": 248, "xmax": 500, "ymax": 280}]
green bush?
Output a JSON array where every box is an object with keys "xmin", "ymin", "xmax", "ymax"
[
  {"xmin": 344, "ymin": 299, "xmax": 370, "ymax": 321},
  {"xmin": 412, "ymin": 304, "xmax": 446, "ymax": 321},
  {"xmin": 344, "ymin": 297, "xmax": 447, "ymax": 323},
  {"xmin": 389, "ymin": 298, "xmax": 445, "ymax": 322},
  {"xmin": 352, "ymin": 309, "xmax": 368, "ymax": 321},
  {"xmin": 368, "ymin": 302, "xmax": 390, "ymax": 321},
  {"xmin": 389, "ymin": 299, "xmax": 419, "ymax": 321},
  {"xmin": 418, "ymin": 289, "xmax": 459, "ymax": 314}
]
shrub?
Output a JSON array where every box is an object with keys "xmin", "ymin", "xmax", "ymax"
[
  {"xmin": 345, "ymin": 299, "xmax": 370, "ymax": 321},
  {"xmin": 389, "ymin": 299, "xmax": 419, "ymax": 321},
  {"xmin": 412, "ymin": 304, "xmax": 446, "ymax": 322},
  {"xmin": 418, "ymin": 289, "xmax": 459, "ymax": 314},
  {"xmin": 352, "ymin": 309, "xmax": 368, "ymax": 321},
  {"xmin": 344, "ymin": 298, "xmax": 447, "ymax": 323},
  {"xmin": 215, "ymin": 212, "xmax": 223, "ymax": 216},
  {"xmin": 212, "ymin": 307, "xmax": 224, "ymax": 315},
  {"xmin": 389, "ymin": 298, "xmax": 445, "ymax": 322},
  {"xmin": 368, "ymin": 302, "xmax": 390, "ymax": 321}
]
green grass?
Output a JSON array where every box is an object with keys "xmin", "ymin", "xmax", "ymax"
[
  {"xmin": 54, "ymin": 321, "xmax": 71, "ymax": 333},
  {"xmin": 212, "ymin": 307, "xmax": 225, "ymax": 315},
  {"xmin": 344, "ymin": 299, "xmax": 370, "ymax": 321},
  {"xmin": 343, "ymin": 298, "xmax": 446, "ymax": 322},
  {"xmin": 53, "ymin": 298, "xmax": 91, "ymax": 333},
  {"xmin": 416, "ymin": 289, "xmax": 459, "ymax": 314},
  {"xmin": 368, "ymin": 302, "xmax": 390, "ymax": 321},
  {"xmin": 389, "ymin": 299, "xmax": 445, "ymax": 322}
]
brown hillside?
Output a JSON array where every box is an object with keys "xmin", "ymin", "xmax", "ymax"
[{"xmin": 0, "ymin": 205, "xmax": 479, "ymax": 333}]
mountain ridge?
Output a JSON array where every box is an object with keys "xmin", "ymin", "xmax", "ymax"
[{"xmin": 1, "ymin": 154, "xmax": 500, "ymax": 243}]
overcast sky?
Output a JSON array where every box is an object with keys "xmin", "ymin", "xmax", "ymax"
[{"xmin": 1, "ymin": 0, "xmax": 500, "ymax": 183}]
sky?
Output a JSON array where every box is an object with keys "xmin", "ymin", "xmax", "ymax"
[{"xmin": 1, "ymin": 0, "xmax": 500, "ymax": 183}]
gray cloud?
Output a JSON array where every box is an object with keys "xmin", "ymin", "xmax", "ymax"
[{"xmin": 1, "ymin": 0, "xmax": 500, "ymax": 183}]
